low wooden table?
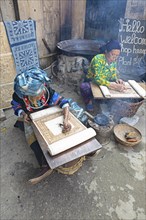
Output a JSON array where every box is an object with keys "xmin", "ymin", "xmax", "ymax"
[
  {"xmin": 91, "ymin": 82, "xmax": 146, "ymax": 99},
  {"xmin": 32, "ymin": 124, "xmax": 102, "ymax": 169}
]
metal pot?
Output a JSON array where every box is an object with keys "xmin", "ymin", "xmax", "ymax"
[
  {"xmin": 85, "ymin": 111, "xmax": 114, "ymax": 145},
  {"xmin": 57, "ymin": 39, "xmax": 105, "ymax": 59},
  {"xmin": 93, "ymin": 114, "xmax": 110, "ymax": 126}
]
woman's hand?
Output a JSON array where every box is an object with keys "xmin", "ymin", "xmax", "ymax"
[
  {"xmin": 62, "ymin": 106, "xmax": 71, "ymax": 133},
  {"xmin": 116, "ymin": 79, "xmax": 124, "ymax": 84},
  {"xmin": 20, "ymin": 112, "xmax": 31, "ymax": 123},
  {"xmin": 109, "ymin": 82, "xmax": 126, "ymax": 92},
  {"xmin": 62, "ymin": 120, "xmax": 71, "ymax": 133}
]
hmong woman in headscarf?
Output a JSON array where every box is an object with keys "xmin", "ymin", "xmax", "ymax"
[
  {"xmin": 80, "ymin": 39, "xmax": 125, "ymax": 112},
  {"xmin": 11, "ymin": 67, "xmax": 73, "ymax": 183}
]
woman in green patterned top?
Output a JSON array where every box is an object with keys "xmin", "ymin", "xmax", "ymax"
[{"xmin": 80, "ymin": 40, "xmax": 125, "ymax": 112}]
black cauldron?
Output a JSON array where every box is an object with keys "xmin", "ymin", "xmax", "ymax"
[{"xmin": 57, "ymin": 39, "xmax": 105, "ymax": 60}]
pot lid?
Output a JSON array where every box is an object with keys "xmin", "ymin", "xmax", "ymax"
[{"xmin": 94, "ymin": 114, "xmax": 109, "ymax": 126}]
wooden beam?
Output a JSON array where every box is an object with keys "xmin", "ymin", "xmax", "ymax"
[
  {"xmin": 0, "ymin": 0, "xmax": 15, "ymax": 21},
  {"xmin": 71, "ymin": 0, "xmax": 86, "ymax": 39},
  {"xmin": 39, "ymin": 53, "xmax": 57, "ymax": 59}
]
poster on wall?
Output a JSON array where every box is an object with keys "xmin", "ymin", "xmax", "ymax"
[{"xmin": 118, "ymin": 18, "xmax": 146, "ymax": 81}]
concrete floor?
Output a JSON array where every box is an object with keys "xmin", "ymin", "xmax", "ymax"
[{"xmin": 0, "ymin": 82, "xmax": 146, "ymax": 220}]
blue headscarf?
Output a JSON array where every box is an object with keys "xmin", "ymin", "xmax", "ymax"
[
  {"xmin": 14, "ymin": 67, "xmax": 51, "ymax": 98},
  {"xmin": 99, "ymin": 40, "xmax": 121, "ymax": 53}
]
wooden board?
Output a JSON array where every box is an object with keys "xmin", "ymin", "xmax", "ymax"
[
  {"xmin": 0, "ymin": 53, "xmax": 16, "ymax": 84},
  {"xmin": 0, "ymin": 22, "xmax": 16, "ymax": 110},
  {"xmin": 128, "ymin": 80, "xmax": 146, "ymax": 98},
  {"xmin": 71, "ymin": 0, "xmax": 86, "ymax": 38},
  {"xmin": 90, "ymin": 82, "xmax": 103, "ymax": 98},
  {"xmin": 0, "ymin": 83, "xmax": 14, "ymax": 109},
  {"xmin": 91, "ymin": 82, "xmax": 146, "ymax": 99},
  {"xmin": 32, "ymin": 123, "xmax": 102, "ymax": 169},
  {"xmin": 100, "ymin": 82, "xmax": 140, "ymax": 98},
  {"xmin": 0, "ymin": 0, "xmax": 15, "ymax": 21},
  {"xmin": 30, "ymin": 106, "xmax": 96, "ymax": 156},
  {"xmin": 139, "ymin": 82, "xmax": 146, "ymax": 91}
]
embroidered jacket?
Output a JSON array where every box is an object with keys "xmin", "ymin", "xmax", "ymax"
[{"xmin": 11, "ymin": 86, "xmax": 69, "ymax": 116}]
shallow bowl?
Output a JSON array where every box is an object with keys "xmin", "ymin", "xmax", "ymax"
[{"xmin": 113, "ymin": 124, "xmax": 142, "ymax": 147}]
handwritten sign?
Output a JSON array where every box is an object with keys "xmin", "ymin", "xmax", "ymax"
[{"xmin": 118, "ymin": 18, "xmax": 146, "ymax": 80}]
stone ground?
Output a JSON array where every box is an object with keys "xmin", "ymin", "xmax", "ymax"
[{"xmin": 0, "ymin": 78, "xmax": 146, "ymax": 220}]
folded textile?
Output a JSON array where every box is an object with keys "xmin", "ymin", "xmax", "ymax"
[
  {"xmin": 128, "ymin": 80, "xmax": 146, "ymax": 98},
  {"xmin": 4, "ymin": 20, "xmax": 39, "ymax": 74}
]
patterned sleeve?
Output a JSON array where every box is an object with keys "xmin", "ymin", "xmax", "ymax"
[
  {"xmin": 11, "ymin": 93, "xmax": 26, "ymax": 116},
  {"xmin": 48, "ymin": 87, "xmax": 69, "ymax": 108},
  {"xmin": 109, "ymin": 64, "xmax": 118, "ymax": 81}
]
